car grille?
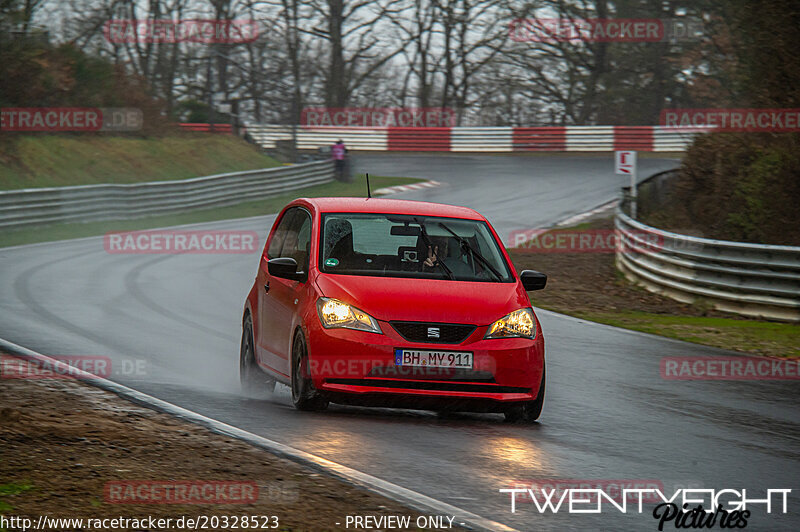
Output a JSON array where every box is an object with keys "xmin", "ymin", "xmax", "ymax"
[{"xmin": 390, "ymin": 321, "xmax": 476, "ymax": 344}]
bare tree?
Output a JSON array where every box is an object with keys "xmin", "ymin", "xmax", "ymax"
[{"xmin": 308, "ymin": 0, "xmax": 405, "ymax": 107}]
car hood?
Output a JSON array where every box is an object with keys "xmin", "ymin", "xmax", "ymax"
[{"xmin": 314, "ymin": 273, "xmax": 530, "ymax": 325}]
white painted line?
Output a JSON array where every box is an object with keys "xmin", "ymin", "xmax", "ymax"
[
  {"xmin": 374, "ymin": 180, "xmax": 442, "ymax": 196},
  {"xmin": 0, "ymin": 338, "xmax": 518, "ymax": 532},
  {"xmin": 555, "ymin": 199, "xmax": 619, "ymax": 227},
  {"xmin": 508, "ymin": 198, "xmax": 620, "ymax": 249}
]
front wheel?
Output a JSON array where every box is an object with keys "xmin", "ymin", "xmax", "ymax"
[
  {"xmin": 291, "ymin": 331, "xmax": 329, "ymax": 411},
  {"xmin": 504, "ymin": 366, "xmax": 545, "ymax": 423},
  {"xmin": 240, "ymin": 315, "xmax": 275, "ymax": 397}
]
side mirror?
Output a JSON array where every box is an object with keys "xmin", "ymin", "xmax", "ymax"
[
  {"xmin": 268, "ymin": 257, "xmax": 304, "ymax": 281},
  {"xmin": 520, "ymin": 270, "xmax": 547, "ymax": 291}
]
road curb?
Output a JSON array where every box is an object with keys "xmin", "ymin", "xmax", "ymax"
[
  {"xmin": 555, "ymin": 199, "xmax": 619, "ymax": 227},
  {"xmin": 374, "ymin": 180, "xmax": 442, "ymax": 196},
  {"xmin": 0, "ymin": 337, "xmax": 518, "ymax": 532}
]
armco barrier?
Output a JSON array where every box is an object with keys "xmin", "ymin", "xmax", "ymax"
[
  {"xmin": 615, "ymin": 209, "xmax": 800, "ymax": 322},
  {"xmin": 247, "ymin": 124, "xmax": 703, "ymax": 152},
  {"xmin": 0, "ymin": 160, "xmax": 334, "ymax": 230}
]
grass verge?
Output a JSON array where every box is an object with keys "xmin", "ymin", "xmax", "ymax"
[
  {"xmin": 0, "ymin": 175, "xmax": 422, "ymax": 248},
  {"xmin": 0, "ymin": 481, "xmax": 33, "ymax": 513},
  {"xmin": 559, "ymin": 309, "xmax": 800, "ymax": 358},
  {"xmin": 0, "ymin": 134, "xmax": 281, "ymax": 189}
]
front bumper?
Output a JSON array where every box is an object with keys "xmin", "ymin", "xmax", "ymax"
[{"xmin": 306, "ymin": 317, "xmax": 544, "ymax": 409}]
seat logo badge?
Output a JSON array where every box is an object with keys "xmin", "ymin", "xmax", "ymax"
[{"xmin": 427, "ymin": 327, "xmax": 440, "ymax": 338}]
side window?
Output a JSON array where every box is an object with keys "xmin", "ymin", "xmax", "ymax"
[
  {"xmin": 267, "ymin": 209, "xmax": 298, "ymax": 259},
  {"xmin": 280, "ymin": 210, "xmax": 312, "ymax": 272}
]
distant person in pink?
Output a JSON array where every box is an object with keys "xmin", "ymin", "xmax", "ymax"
[{"xmin": 331, "ymin": 139, "xmax": 347, "ymax": 179}]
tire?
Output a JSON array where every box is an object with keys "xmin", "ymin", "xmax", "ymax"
[
  {"xmin": 291, "ymin": 331, "xmax": 329, "ymax": 411},
  {"xmin": 504, "ymin": 366, "xmax": 545, "ymax": 423},
  {"xmin": 240, "ymin": 314, "xmax": 275, "ymax": 397}
]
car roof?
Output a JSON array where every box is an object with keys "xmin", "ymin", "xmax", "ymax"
[{"xmin": 295, "ymin": 197, "xmax": 485, "ymax": 220}]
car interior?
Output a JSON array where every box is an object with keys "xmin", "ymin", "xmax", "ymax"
[{"xmin": 321, "ymin": 217, "xmax": 490, "ymax": 279}]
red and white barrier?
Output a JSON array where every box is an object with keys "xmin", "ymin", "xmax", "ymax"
[{"xmin": 246, "ymin": 124, "xmax": 703, "ymax": 153}]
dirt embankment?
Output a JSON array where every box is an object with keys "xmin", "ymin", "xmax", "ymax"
[{"xmin": 0, "ymin": 367, "xmax": 457, "ymax": 531}]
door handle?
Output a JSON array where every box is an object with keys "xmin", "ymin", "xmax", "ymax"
[{"xmin": 264, "ymin": 282, "xmax": 270, "ymax": 293}]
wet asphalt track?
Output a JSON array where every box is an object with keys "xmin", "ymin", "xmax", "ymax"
[{"xmin": 1, "ymin": 154, "xmax": 799, "ymax": 531}]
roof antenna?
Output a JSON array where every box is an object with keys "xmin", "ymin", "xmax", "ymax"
[{"xmin": 366, "ymin": 172, "xmax": 371, "ymax": 198}]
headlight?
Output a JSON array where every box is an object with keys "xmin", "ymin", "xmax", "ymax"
[
  {"xmin": 485, "ymin": 308, "xmax": 536, "ymax": 339},
  {"xmin": 316, "ymin": 297, "xmax": 382, "ymax": 334}
]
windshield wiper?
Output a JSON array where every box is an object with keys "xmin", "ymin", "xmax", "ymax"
[
  {"xmin": 437, "ymin": 222, "xmax": 503, "ymax": 282},
  {"xmin": 414, "ymin": 217, "xmax": 455, "ymax": 280}
]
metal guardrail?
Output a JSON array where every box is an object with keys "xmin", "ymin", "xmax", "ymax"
[
  {"xmin": 0, "ymin": 160, "xmax": 334, "ymax": 230},
  {"xmin": 615, "ymin": 207, "xmax": 800, "ymax": 322}
]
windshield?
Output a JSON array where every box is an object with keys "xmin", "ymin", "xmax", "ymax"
[{"xmin": 319, "ymin": 213, "xmax": 514, "ymax": 282}]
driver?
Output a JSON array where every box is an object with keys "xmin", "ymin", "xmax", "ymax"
[
  {"xmin": 423, "ymin": 237, "xmax": 447, "ymax": 268},
  {"xmin": 422, "ymin": 236, "xmax": 473, "ymax": 277}
]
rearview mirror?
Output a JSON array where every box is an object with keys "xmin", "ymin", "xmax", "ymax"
[
  {"xmin": 268, "ymin": 257, "xmax": 304, "ymax": 281},
  {"xmin": 520, "ymin": 270, "xmax": 547, "ymax": 291},
  {"xmin": 390, "ymin": 225, "xmax": 421, "ymax": 236}
]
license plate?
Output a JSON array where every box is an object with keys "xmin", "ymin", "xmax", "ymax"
[{"xmin": 394, "ymin": 349, "xmax": 473, "ymax": 369}]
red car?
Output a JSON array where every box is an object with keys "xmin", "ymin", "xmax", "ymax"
[{"xmin": 240, "ymin": 198, "xmax": 547, "ymax": 422}]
